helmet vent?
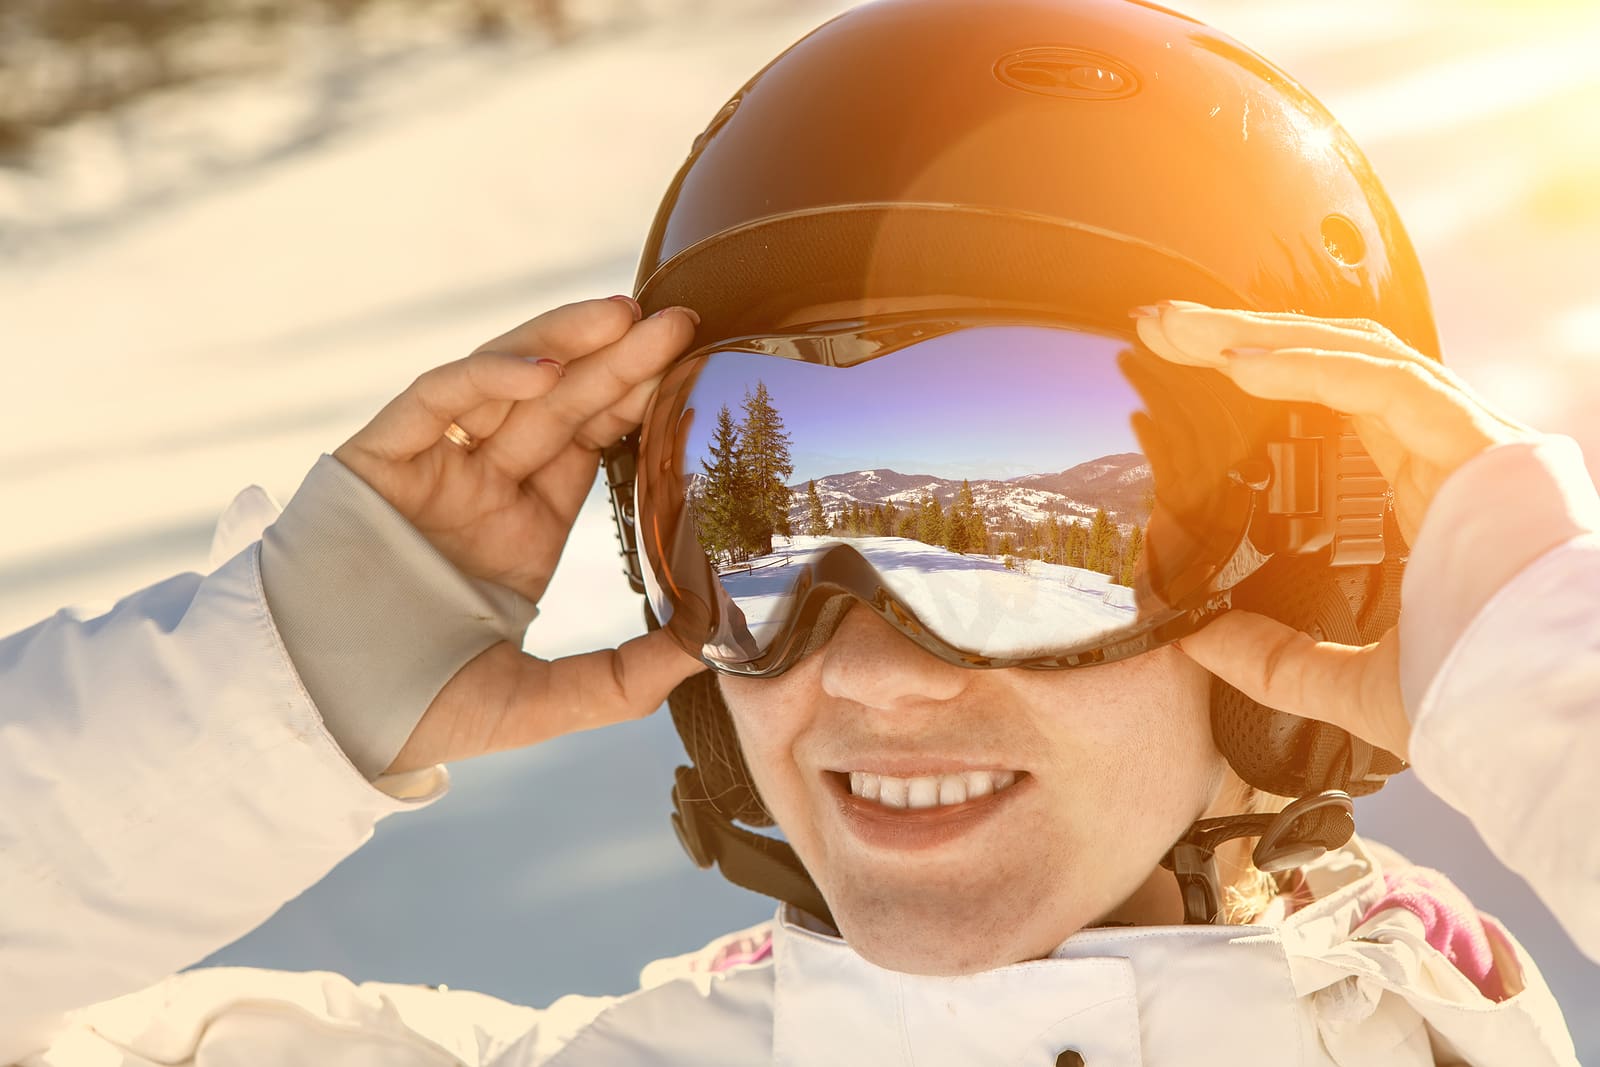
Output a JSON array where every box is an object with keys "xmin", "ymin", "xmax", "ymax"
[
  {"xmin": 1321, "ymin": 213, "xmax": 1366, "ymax": 268},
  {"xmin": 995, "ymin": 47, "xmax": 1139, "ymax": 101}
]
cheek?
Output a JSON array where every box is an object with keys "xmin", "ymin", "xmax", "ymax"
[
  {"xmin": 716, "ymin": 674, "xmax": 811, "ymax": 817},
  {"xmin": 1042, "ymin": 650, "xmax": 1223, "ymax": 836}
]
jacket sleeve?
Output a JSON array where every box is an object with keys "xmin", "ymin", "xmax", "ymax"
[
  {"xmin": 1399, "ymin": 435, "xmax": 1600, "ymax": 964},
  {"xmin": 18, "ymin": 967, "xmax": 608, "ymax": 1067},
  {"xmin": 0, "ymin": 455, "xmax": 537, "ymax": 1058},
  {"xmin": 0, "ymin": 542, "xmax": 447, "ymax": 1058}
]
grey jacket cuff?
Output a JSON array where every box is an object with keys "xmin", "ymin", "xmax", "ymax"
[{"xmin": 259, "ymin": 454, "xmax": 538, "ymax": 778}]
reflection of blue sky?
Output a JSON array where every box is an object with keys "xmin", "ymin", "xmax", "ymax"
[{"xmin": 681, "ymin": 327, "xmax": 1143, "ymax": 485}]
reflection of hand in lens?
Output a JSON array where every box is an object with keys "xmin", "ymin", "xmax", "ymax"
[
  {"xmin": 1119, "ymin": 349, "xmax": 1235, "ymax": 608},
  {"xmin": 661, "ymin": 405, "xmax": 762, "ymax": 662}
]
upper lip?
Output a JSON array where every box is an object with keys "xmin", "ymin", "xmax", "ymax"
[{"xmin": 822, "ymin": 757, "xmax": 1026, "ymax": 777}]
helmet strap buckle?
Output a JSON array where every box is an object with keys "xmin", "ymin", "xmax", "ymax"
[
  {"xmin": 1261, "ymin": 408, "xmax": 1389, "ymax": 567},
  {"xmin": 1160, "ymin": 790, "xmax": 1355, "ymax": 924}
]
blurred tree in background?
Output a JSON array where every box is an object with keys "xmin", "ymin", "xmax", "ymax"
[{"xmin": 0, "ymin": 0, "xmax": 582, "ymax": 159}]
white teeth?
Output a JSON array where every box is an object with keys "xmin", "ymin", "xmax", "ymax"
[
  {"xmin": 878, "ymin": 776, "xmax": 910, "ymax": 808},
  {"xmin": 938, "ymin": 776, "xmax": 968, "ymax": 806},
  {"xmin": 847, "ymin": 770, "xmax": 1019, "ymax": 808}
]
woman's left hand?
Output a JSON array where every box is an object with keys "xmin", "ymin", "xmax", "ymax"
[{"xmin": 1130, "ymin": 300, "xmax": 1539, "ymax": 759}]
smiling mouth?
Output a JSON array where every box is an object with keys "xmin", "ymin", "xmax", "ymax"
[
  {"xmin": 845, "ymin": 770, "xmax": 1021, "ymax": 809},
  {"xmin": 825, "ymin": 769, "xmax": 1031, "ymax": 850}
]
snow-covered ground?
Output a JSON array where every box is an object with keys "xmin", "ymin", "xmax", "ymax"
[
  {"xmin": 2, "ymin": 0, "xmax": 1597, "ymax": 1054},
  {"xmin": 721, "ymin": 535, "xmax": 1136, "ymax": 656}
]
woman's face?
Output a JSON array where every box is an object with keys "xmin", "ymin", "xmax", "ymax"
[
  {"xmin": 711, "ymin": 296, "xmax": 1240, "ymax": 975},
  {"xmin": 718, "ymin": 600, "xmax": 1230, "ymax": 976}
]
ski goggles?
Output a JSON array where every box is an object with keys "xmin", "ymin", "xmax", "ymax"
[{"xmin": 604, "ymin": 315, "xmax": 1391, "ymax": 677}]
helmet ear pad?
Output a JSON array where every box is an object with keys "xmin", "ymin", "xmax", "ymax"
[
  {"xmin": 668, "ymin": 669, "xmax": 774, "ymax": 827},
  {"xmin": 1208, "ymin": 554, "xmax": 1408, "ymax": 801}
]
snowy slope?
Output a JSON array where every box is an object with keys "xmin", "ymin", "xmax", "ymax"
[{"xmin": 719, "ymin": 533, "xmax": 1137, "ymax": 657}]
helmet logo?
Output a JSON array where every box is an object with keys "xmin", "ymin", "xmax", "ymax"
[{"xmin": 995, "ymin": 47, "xmax": 1139, "ymax": 101}]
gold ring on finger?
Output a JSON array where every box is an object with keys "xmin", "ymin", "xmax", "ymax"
[{"xmin": 443, "ymin": 421, "xmax": 479, "ymax": 452}]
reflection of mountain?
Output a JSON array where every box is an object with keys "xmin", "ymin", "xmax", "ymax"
[
  {"xmin": 778, "ymin": 454, "xmax": 1152, "ymax": 530},
  {"xmin": 1008, "ymin": 453, "xmax": 1152, "ymax": 520}
]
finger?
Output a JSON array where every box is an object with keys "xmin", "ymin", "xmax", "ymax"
[
  {"xmin": 387, "ymin": 630, "xmax": 705, "ymax": 771},
  {"xmin": 1135, "ymin": 302, "xmax": 1531, "ymax": 438},
  {"xmin": 347, "ymin": 350, "xmax": 570, "ymax": 462},
  {"xmin": 1176, "ymin": 611, "xmax": 1410, "ymax": 759},
  {"xmin": 471, "ymin": 295, "xmax": 643, "ymax": 366},
  {"xmin": 507, "ymin": 627, "xmax": 708, "ymax": 744},
  {"xmin": 1135, "ymin": 301, "xmax": 1417, "ymax": 367},
  {"xmin": 482, "ymin": 308, "xmax": 698, "ymax": 479},
  {"xmin": 1217, "ymin": 347, "xmax": 1506, "ymax": 470},
  {"xmin": 573, "ymin": 372, "xmax": 666, "ymax": 451},
  {"xmin": 517, "ymin": 437, "xmax": 609, "ymax": 541}
]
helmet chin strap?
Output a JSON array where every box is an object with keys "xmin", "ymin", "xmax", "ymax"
[
  {"xmin": 1159, "ymin": 790, "xmax": 1356, "ymax": 924},
  {"xmin": 671, "ymin": 767, "xmax": 837, "ymax": 930}
]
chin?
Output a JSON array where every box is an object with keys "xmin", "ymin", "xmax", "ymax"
[{"xmin": 826, "ymin": 886, "xmax": 1082, "ymax": 976}]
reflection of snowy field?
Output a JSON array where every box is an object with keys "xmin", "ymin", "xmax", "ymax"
[{"xmin": 719, "ymin": 535, "xmax": 1136, "ymax": 657}]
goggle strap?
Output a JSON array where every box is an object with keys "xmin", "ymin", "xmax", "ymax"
[
  {"xmin": 670, "ymin": 769, "xmax": 836, "ymax": 928},
  {"xmin": 1263, "ymin": 412, "xmax": 1390, "ymax": 567},
  {"xmin": 602, "ymin": 438, "xmax": 647, "ymax": 595}
]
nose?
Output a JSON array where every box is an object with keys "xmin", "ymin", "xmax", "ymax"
[{"xmin": 815, "ymin": 600, "xmax": 974, "ymax": 709}]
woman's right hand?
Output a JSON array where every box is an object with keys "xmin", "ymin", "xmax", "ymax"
[{"xmin": 330, "ymin": 296, "xmax": 709, "ymax": 773}]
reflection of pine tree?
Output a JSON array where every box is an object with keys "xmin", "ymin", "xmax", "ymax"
[
  {"xmin": 1085, "ymin": 508, "xmax": 1123, "ymax": 577},
  {"xmin": 1045, "ymin": 516, "xmax": 1064, "ymax": 564},
  {"xmin": 1064, "ymin": 520, "xmax": 1088, "ymax": 568},
  {"xmin": 964, "ymin": 481, "xmax": 989, "ymax": 555},
  {"xmin": 739, "ymin": 382, "xmax": 794, "ymax": 557},
  {"xmin": 1118, "ymin": 525, "xmax": 1145, "ymax": 587},
  {"xmin": 918, "ymin": 491, "xmax": 946, "ymax": 547},
  {"xmin": 943, "ymin": 479, "xmax": 981, "ymax": 554},
  {"xmin": 694, "ymin": 381, "xmax": 796, "ymax": 565},
  {"xmin": 806, "ymin": 479, "xmax": 826, "ymax": 535},
  {"xmin": 697, "ymin": 404, "xmax": 748, "ymax": 565}
]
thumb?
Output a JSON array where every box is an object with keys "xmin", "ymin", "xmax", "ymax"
[
  {"xmin": 388, "ymin": 629, "xmax": 707, "ymax": 773},
  {"xmin": 1176, "ymin": 611, "xmax": 1411, "ymax": 761},
  {"xmin": 532, "ymin": 627, "xmax": 709, "ymax": 738}
]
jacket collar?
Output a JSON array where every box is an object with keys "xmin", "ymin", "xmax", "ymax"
[
  {"xmin": 767, "ymin": 840, "xmax": 1397, "ymax": 1066},
  {"xmin": 771, "ymin": 908, "xmax": 1305, "ymax": 1066}
]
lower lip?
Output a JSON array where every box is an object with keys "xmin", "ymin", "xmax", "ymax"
[{"xmin": 827, "ymin": 772, "xmax": 1031, "ymax": 851}]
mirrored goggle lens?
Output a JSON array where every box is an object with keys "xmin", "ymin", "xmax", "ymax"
[{"xmin": 636, "ymin": 324, "xmax": 1255, "ymax": 670}]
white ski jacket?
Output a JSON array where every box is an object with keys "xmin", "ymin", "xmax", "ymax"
[{"xmin": 2, "ymin": 437, "xmax": 1596, "ymax": 1066}]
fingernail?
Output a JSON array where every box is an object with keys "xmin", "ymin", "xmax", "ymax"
[
  {"xmin": 651, "ymin": 305, "xmax": 702, "ymax": 326},
  {"xmin": 527, "ymin": 356, "xmax": 566, "ymax": 377},
  {"xmin": 1221, "ymin": 347, "xmax": 1272, "ymax": 358},
  {"xmin": 609, "ymin": 294, "xmax": 643, "ymax": 320},
  {"xmin": 1128, "ymin": 305, "xmax": 1164, "ymax": 319}
]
